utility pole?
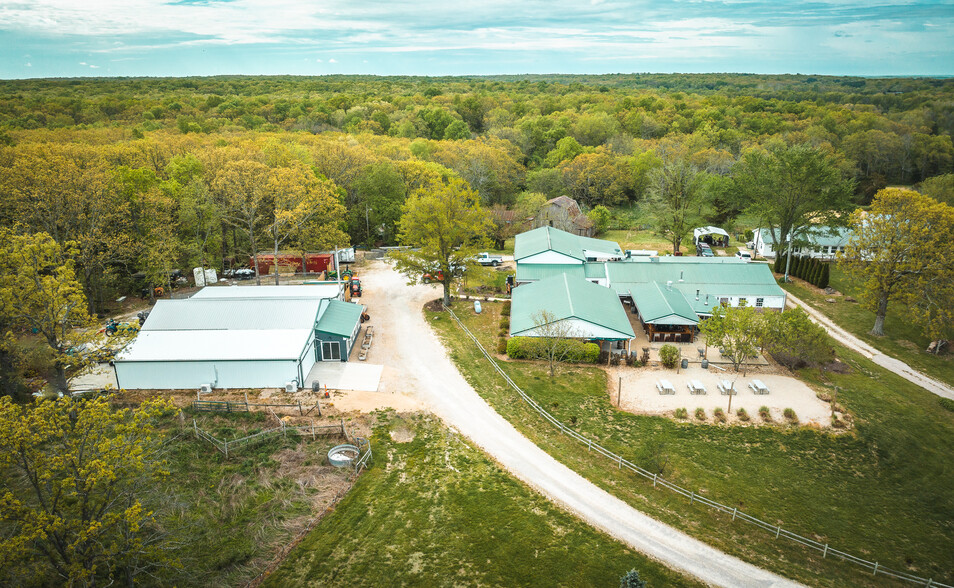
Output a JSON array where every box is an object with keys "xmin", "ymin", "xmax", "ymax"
[
  {"xmin": 617, "ymin": 375, "xmax": 622, "ymax": 407},
  {"xmin": 365, "ymin": 206, "xmax": 373, "ymax": 248}
]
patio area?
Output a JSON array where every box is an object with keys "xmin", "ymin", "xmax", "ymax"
[
  {"xmin": 615, "ymin": 365, "xmax": 832, "ymax": 426},
  {"xmin": 621, "ymin": 308, "xmax": 769, "ymax": 367}
]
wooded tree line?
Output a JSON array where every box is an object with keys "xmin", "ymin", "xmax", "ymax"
[{"xmin": 0, "ymin": 74, "xmax": 952, "ymax": 341}]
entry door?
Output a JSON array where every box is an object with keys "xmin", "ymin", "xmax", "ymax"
[{"xmin": 321, "ymin": 341, "xmax": 341, "ymax": 361}]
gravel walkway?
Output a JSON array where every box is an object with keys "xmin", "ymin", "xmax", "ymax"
[
  {"xmin": 362, "ymin": 260, "xmax": 801, "ymax": 588},
  {"xmin": 786, "ymin": 292, "xmax": 954, "ymax": 400}
]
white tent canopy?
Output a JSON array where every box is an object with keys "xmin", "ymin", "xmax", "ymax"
[{"xmin": 693, "ymin": 226, "xmax": 730, "ymax": 244}]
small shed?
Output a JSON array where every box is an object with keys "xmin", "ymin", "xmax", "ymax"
[
  {"xmin": 314, "ymin": 299, "xmax": 364, "ymax": 361},
  {"xmin": 693, "ymin": 226, "xmax": 730, "ymax": 247}
]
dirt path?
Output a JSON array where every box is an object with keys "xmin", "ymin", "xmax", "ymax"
[
  {"xmin": 360, "ymin": 260, "xmax": 801, "ymax": 588},
  {"xmin": 785, "ymin": 292, "xmax": 954, "ymax": 400}
]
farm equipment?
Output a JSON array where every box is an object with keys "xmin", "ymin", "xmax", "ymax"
[
  {"xmin": 102, "ymin": 318, "xmax": 140, "ymax": 337},
  {"xmin": 350, "ymin": 278, "xmax": 362, "ymax": 297}
]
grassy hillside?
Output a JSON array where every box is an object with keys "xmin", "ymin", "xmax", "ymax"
[{"xmin": 427, "ymin": 301, "xmax": 954, "ymax": 587}]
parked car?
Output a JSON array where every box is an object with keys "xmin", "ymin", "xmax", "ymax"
[
  {"xmin": 475, "ymin": 252, "xmax": 504, "ymax": 267},
  {"xmin": 696, "ymin": 243, "xmax": 714, "ymax": 257},
  {"xmin": 735, "ymin": 250, "xmax": 752, "ymax": 262}
]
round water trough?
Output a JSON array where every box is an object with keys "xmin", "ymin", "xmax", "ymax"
[{"xmin": 327, "ymin": 444, "xmax": 360, "ymax": 467}]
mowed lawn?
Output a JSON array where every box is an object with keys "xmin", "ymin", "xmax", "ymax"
[
  {"xmin": 263, "ymin": 413, "xmax": 700, "ymax": 587},
  {"xmin": 428, "ymin": 301, "xmax": 954, "ymax": 587},
  {"xmin": 781, "ymin": 265, "xmax": 954, "ymax": 386}
]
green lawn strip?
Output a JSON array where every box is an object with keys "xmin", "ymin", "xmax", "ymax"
[
  {"xmin": 427, "ymin": 302, "xmax": 954, "ymax": 587},
  {"xmin": 780, "ymin": 266, "xmax": 954, "ymax": 385},
  {"xmin": 263, "ymin": 413, "xmax": 699, "ymax": 587},
  {"xmin": 461, "ymin": 264, "xmax": 511, "ymax": 298},
  {"xmin": 163, "ymin": 411, "xmax": 353, "ymax": 587}
]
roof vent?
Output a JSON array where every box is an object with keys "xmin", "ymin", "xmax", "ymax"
[
  {"xmin": 705, "ymin": 294, "xmax": 709, "ymax": 306},
  {"xmin": 666, "ymin": 280, "xmax": 673, "ymax": 291},
  {"xmin": 696, "ymin": 289, "xmax": 700, "ymax": 300},
  {"xmin": 679, "ymin": 271, "xmax": 684, "ymax": 282}
]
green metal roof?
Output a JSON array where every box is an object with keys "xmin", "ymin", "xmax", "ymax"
[
  {"xmin": 315, "ymin": 299, "xmax": 363, "ymax": 338},
  {"xmin": 605, "ymin": 260, "xmax": 784, "ymax": 315},
  {"xmin": 579, "ymin": 235, "xmax": 624, "ymax": 257},
  {"xmin": 630, "ymin": 282, "xmax": 699, "ymax": 326},
  {"xmin": 510, "ymin": 274, "xmax": 635, "ymax": 340},
  {"xmin": 513, "ymin": 226, "xmax": 622, "ymax": 262},
  {"xmin": 516, "ymin": 263, "xmax": 585, "ymax": 282},
  {"xmin": 758, "ymin": 226, "xmax": 851, "ymax": 248},
  {"xmin": 514, "ymin": 226, "xmax": 586, "ymax": 261}
]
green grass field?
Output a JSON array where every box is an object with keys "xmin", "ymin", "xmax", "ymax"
[
  {"xmin": 161, "ymin": 411, "xmax": 355, "ymax": 587},
  {"xmin": 781, "ymin": 265, "xmax": 954, "ymax": 386},
  {"xmin": 263, "ymin": 413, "xmax": 700, "ymax": 587},
  {"xmin": 426, "ymin": 301, "xmax": 954, "ymax": 587}
]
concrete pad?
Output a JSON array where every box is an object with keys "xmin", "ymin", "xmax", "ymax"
[
  {"xmin": 305, "ymin": 362, "xmax": 383, "ymax": 392},
  {"xmin": 69, "ymin": 364, "xmax": 118, "ymax": 391}
]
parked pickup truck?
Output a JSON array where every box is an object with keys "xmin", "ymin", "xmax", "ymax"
[{"xmin": 475, "ymin": 252, "xmax": 504, "ymax": 267}]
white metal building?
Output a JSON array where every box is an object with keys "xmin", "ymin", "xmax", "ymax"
[{"xmin": 114, "ymin": 284, "xmax": 360, "ymax": 390}]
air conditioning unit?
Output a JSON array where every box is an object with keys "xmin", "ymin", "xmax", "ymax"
[
  {"xmin": 285, "ymin": 381, "xmax": 298, "ymax": 393},
  {"xmin": 199, "ymin": 383, "xmax": 213, "ymax": 394}
]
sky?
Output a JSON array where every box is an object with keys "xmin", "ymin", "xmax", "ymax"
[{"xmin": 1, "ymin": 0, "xmax": 953, "ymax": 79}]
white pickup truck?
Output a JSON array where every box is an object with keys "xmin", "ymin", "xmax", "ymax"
[{"xmin": 475, "ymin": 252, "xmax": 504, "ymax": 267}]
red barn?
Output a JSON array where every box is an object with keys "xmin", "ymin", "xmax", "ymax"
[{"xmin": 252, "ymin": 253, "xmax": 333, "ymax": 275}]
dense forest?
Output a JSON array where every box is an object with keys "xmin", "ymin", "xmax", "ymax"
[{"xmin": 1, "ymin": 73, "xmax": 953, "ymax": 314}]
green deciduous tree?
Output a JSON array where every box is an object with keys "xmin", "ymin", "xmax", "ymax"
[
  {"xmin": 647, "ymin": 153, "xmax": 707, "ymax": 255},
  {"xmin": 762, "ymin": 307, "xmax": 834, "ymax": 369},
  {"xmin": 0, "ymin": 395, "xmax": 178, "ymax": 587},
  {"xmin": 267, "ymin": 164, "xmax": 348, "ymax": 284},
  {"xmin": 0, "ymin": 231, "xmax": 93, "ymax": 393},
  {"xmin": 393, "ymin": 176, "xmax": 492, "ymax": 306},
  {"xmin": 698, "ymin": 304, "xmax": 762, "ymax": 372},
  {"xmin": 733, "ymin": 143, "xmax": 854, "ymax": 281},
  {"xmin": 839, "ymin": 188, "xmax": 954, "ymax": 337}
]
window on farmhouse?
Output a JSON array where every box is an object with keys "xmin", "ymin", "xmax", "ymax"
[
  {"xmin": 739, "ymin": 298, "xmax": 747, "ymax": 307},
  {"xmin": 756, "ymin": 297, "xmax": 764, "ymax": 308}
]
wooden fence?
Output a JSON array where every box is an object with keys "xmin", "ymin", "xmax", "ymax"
[
  {"xmin": 192, "ymin": 418, "xmax": 346, "ymax": 459},
  {"xmin": 444, "ymin": 304, "xmax": 951, "ymax": 588}
]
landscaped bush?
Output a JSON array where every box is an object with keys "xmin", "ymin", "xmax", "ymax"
[
  {"xmin": 506, "ymin": 336, "xmax": 599, "ymax": 364},
  {"xmin": 783, "ymin": 408, "xmax": 799, "ymax": 423},
  {"xmin": 659, "ymin": 344, "xmax": 680, "ymax": 369},
  {"xmin": 694, "ymin": 407, "xmax": 706, "ymax": 421},
  {"xmin": 713, "ymin": 407, "xmax": 726, "ymax": 423},
  {"xmin": 496, "ymin": 338, "xmax": 508, "ymax": 354},
  {"xmin": 940, "ymin": 397, "xmax": 954, "ymax": 412},
  {"xmin": 501, "ymin": 301, "xmax": 511, "ymax": 316},
  {"xmin": 736, "ymin": 408, "xmax": 750, "ymax": 421},
  {"xmin": 581, "ymin": 343, "xmax": 600, "ymax": 363},
  {"xmin": 499, "ymin": 316, "xmax": 510, "ymax": 329},
  {"xmin": 674, "ymin": 407, "xmax": 688, "ymax": 419},
  {"xmin": 759, "ymin": 405, "xmax": 772, "ymax": 422},
  {"xmin": 506, "ymin": 336, "xmax": 532, "ymax": 359}
]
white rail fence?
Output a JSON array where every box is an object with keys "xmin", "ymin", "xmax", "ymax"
[{"xmin": 443, "ymin": 304, "xmax": 950, "ymax": 588}]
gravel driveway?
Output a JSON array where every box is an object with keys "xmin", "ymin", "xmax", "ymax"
[
  {"xmin": 361, "ymin": 260, "xmax": 801, "ymax": 588},
  {"xmin": 786, "ymin": 292, "xmax": 954, "ymax": 400}
]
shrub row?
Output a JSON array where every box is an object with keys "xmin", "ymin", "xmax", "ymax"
[
  {"xmin": 506, "ymin": 336, "xmax": 600, "ymax": 364},
  {"xmin": 774, "ymin": 254, "xmax": 830, "ymax": 289}
]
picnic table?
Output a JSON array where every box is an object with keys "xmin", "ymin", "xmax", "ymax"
[
  {"xmin": 656, "ymin": 379, "xmax": 676, "ymax": 395},
  {"xmin": 717, "ymin": 379, "xmax": 737, "ymax": 395},
  {"xmin": 688, "ymin": 379, "xmax": 707, "ymax": 395},
  {"xmin": 749, "ymin": 379, "xmax": 770, "ymax": 395}
]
